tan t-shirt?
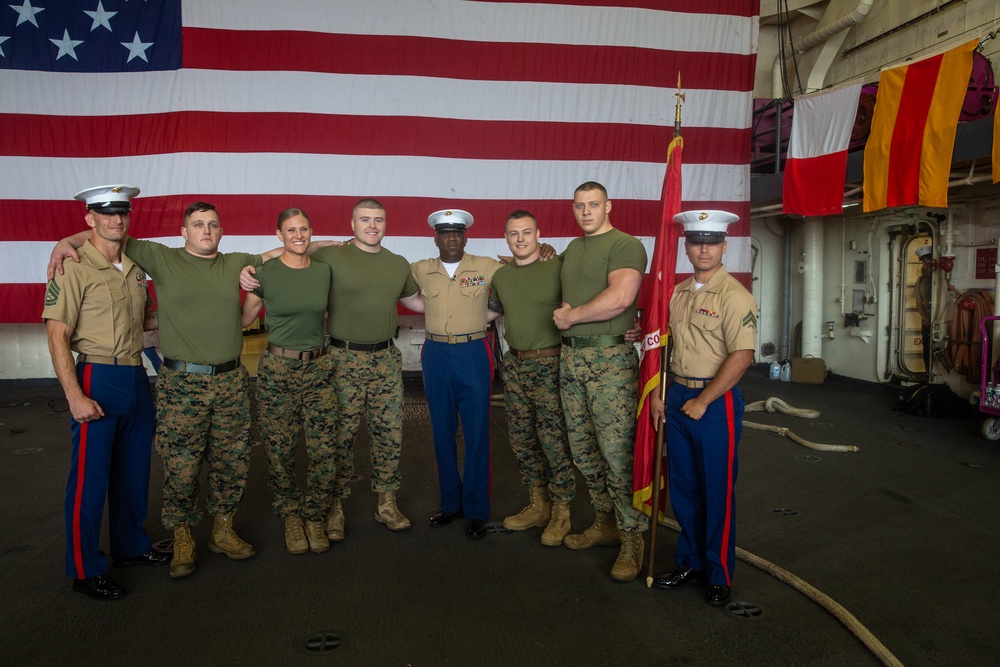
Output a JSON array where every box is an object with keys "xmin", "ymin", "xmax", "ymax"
[
  {"xmin": 42, "ymin": 240, "xmax": 151, "ymax": 358},
  {"xmin": 669, "ymin": 265, "xmax": 757, "ymax": 379}
]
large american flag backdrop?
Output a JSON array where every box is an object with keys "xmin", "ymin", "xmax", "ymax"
[{"xmin": 0, "ymin": 0, "xmax": 759, "ymax": 323}]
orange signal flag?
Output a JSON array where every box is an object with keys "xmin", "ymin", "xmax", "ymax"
[{"xmin": 863, "ymin": 39, "xmax": 977, "ymax": 211}]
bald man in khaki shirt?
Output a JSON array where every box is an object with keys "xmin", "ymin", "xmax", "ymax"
[
  {"xmin": 43, "ymin": 184, "xmax": 167, "ymax": 601},
  {"xmin": 412, "ymin": 210, "xmax": 503, "ymax": 539}
]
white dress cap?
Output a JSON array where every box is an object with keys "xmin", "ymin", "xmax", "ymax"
[
  {"xmin": 73, "ymin": 184, "xmax": 140, "ymax": 214},
  {"xmin": 673, "ymin": 209, "xmax": 738, "ymax": 242},
  {"xmin": 427, "ymin": 209, "xmax": 474, "ymax": 232}
]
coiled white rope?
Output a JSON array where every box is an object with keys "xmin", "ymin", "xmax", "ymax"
[{"xmin": 744, "ymin": 397, "xmax": 859, "ymax": 453}]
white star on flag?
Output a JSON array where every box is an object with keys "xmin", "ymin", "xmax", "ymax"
[
  {"xmin": 0, "ymin": 35, "xmax": 9, "ymax": 57},
  {"xmin": 84, "ymin": 1, "xmax": 117, "ymax": 32},
  {"xmin": 50, "ymin": 29, "xmax": 84, "ymax": 61},
  {"xmin": 10, "ymin": 0, "xmax": 45, "ymax": 27},
  {"xmin": 121, "ymin": 31, "xmax": 152, "ymax": 62}
]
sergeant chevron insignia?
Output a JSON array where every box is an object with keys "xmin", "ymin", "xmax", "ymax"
[
  {"xmin": 45, "ymin": 279, "xmax": 60, "ymax": 307},
  {"xmin": 742, "ymin": 310, "xmax": 757, "ymax": 330}
]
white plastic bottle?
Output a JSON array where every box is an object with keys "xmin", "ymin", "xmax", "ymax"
[
  {"xmin": 769, "ymin": 361, "xmax": 781, "ymax": 379},
  {"xmin": 780, "ymin": 361, "xmax": 791, "ymax": 382}
]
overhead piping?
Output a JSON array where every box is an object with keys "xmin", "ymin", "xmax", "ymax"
[
  {"xmin": 771, "ymin": 0, "xmax": 875, "ymax": 96},
  {"xmin": 842, "ymin": 0, "xmax": 966, "ymax": 57}
]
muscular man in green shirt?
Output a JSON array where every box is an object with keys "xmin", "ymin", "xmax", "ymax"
[
  {"xmin": 49, "ymin": 202, "xmax": 263, "ymax": 579},
  {"xmin": 489, "ymin": 211, "xmax": 575, "ymax": 547},
  {"xmin": 554, "ymin": 181, "xmax": 648, "ymax": 582}
]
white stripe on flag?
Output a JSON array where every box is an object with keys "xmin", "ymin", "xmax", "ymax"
[
  {"xmin": 185, "ymin": 0, "xmax": 758, "ymax": 56},
  {"xmin": 0, "ymin": 70, "xmax": 751, "ymax": 130},
  {"xmin": 0, "ymin": 155, "xmax": 748, "ymax": 204}
]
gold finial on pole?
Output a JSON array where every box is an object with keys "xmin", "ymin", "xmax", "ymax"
[{"xmin": 674, "ymin": 72, "xmax": 685, "ymax": 137}]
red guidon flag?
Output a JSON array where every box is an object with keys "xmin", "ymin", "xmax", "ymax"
[
  {"xmin": 783, "ymin": 81, "xmax": 862, "ymax": 216},
  {"xmin": 632, "ymin": 135, "xmax": 683, "ymax": 521},
  {"xmin": 863, "ymin": 39, "xmax": 977, "ymax": 212}
]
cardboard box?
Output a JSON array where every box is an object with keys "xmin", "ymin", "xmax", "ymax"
[{"xmin": 791, "ymin": 357, "xmax": 826, "ymax": 384}]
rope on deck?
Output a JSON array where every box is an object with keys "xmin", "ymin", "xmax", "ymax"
[
  {"xmin": 650, "ymin": 516, "xmax": 904, "ymax": 667},
  {"xmin": 744, "ymin": 397, "xmax": 859, "ymax": 453}
]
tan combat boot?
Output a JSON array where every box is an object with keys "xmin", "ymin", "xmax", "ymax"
[
  {"xmin": 503, "ymin": 486, "xmax": 551, "ymax": 531},
  {"xmin": 170, "ymin": 524, "xmax": 196, "ymax": 578},
  {"xmin": 325, "ymin": 497, "xmax": 345, "ymax": 542},
  {"xmin": 208, "ymin": 513, "xmax": 256, "ymax": 559},
  {"xmin": 305, "ymin": 519, "xmax": 330, "ymax": 553},
  {"xmin": 375, "ymin": 492, "xmax": 412, "ymax": 531},
  {"xmin": 540, "ymin": 500, "xmax": 571, "ymax": 546},
  {"xmin": 562, "ymin": 511, "xmax": 620, "ymax": 550},
  {"xmin": 284, "ymin": 515, "xmax": 308, "ymax": 555},
  {"xmin": 610, "ymin": 531, "xmax": 644, "ymax": 582}
]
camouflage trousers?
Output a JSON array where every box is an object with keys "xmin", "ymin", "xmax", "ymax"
[
  {"xmin": 559, "ymin": 343, "xmax": 648, "ymax": 532},
  {"xmin": 502, "ymin": 353, "xmax": 575, "ymax": 502},
  {"xmin": 330, "ymin": 344, "xmax": 404, "ymax": 497},
  {"xmin": 155, "ymin": 365, "xmax": 252, "ymax": 529},
  {"xmin": 256, "ymin": 350, "xmax": 338, "ymax": 520}
]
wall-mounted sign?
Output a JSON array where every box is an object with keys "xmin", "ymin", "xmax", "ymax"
[{"xmin": 976, "ymin": 248, "xmax": 997, "ymax": 280}]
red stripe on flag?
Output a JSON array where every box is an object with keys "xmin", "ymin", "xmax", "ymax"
[
  {"xmin": 72, "ymin": 364, "xmax": 93, "ymax": 580},
  {"xmin": 3, "ymin": 284, "xmax": 45, "ymax": 324},
  {"xmin": 1, "ymin": 196, "xmax": 676, "ymax": 240},
  {"xmin": 0, "ymin": 113, "xmax": 747, "ymax": 164},
  {"xmin": 886, "ymin": 56, "xmax": 943, "ymax": 208},
  {"xmin": 184, "ymin": 29, "xmax": 754, "ymax": 91},
  {"xmin": 8, "ymin": 192, "xmax": 746, "ymax": 239}
]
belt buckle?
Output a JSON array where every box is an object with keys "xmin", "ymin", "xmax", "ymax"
[{"xmin": 448, "ymin": 334, "xmax": 458, "ymax": 344}]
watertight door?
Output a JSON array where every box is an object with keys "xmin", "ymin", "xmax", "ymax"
[{"xmin": 898, "ymin": 235, "xmax": 932, "ymax": 377}]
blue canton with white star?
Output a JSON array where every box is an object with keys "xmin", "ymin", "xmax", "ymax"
[{"xmin": 0, "ymin": 0, "xmax": 181, "ymax": 72}]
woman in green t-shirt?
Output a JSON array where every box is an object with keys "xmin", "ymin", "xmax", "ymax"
[{"xmin": 241, "ymin": 209, "xmax": 336, "ymax": 557}]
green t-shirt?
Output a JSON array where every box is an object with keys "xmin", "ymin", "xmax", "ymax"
[
  {"xmin": 559, "ymin": 227, "xmax": 647, "ymax": 337},
  {"xmin": 124, "ymin": 238, "xmax": 262, "ymax": 364},
  {"xmin": 490, "ymin": 257, "xmax": 562, "ymax": 350},
  {"xmin": 313, "ymin": 243, "xmax": 419, "ymax": 343},
  {"xmin": 252, "ymin": 257, "xmax": 331, "ymax": 350}
]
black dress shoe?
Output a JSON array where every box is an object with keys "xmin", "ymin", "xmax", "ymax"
[
  {"xmin": 428, "ymin": 510, "xmax": 463, "ymax": 527},
  {"xmin": 114, "ymin": 550, "xmax": 171, "ymax": 568},
  {"xmin": 706, "ymin": 585, "xmax": 731, "ymax": 606},
  {"xmin": 651, "ymin": 565, "xmax": 706, "ymax": 590},
  {"xmin": 73, "ymin": 574, "xmax": 126, "ymax": 601},
  {"xmin": 466, "ymin": 520, "xmax": 488, "ymax": 539}
]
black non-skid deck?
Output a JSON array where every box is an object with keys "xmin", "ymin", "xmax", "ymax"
[{"xmin": 1, "ymin": 368, "xmax": 997, "ymax": 666}]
